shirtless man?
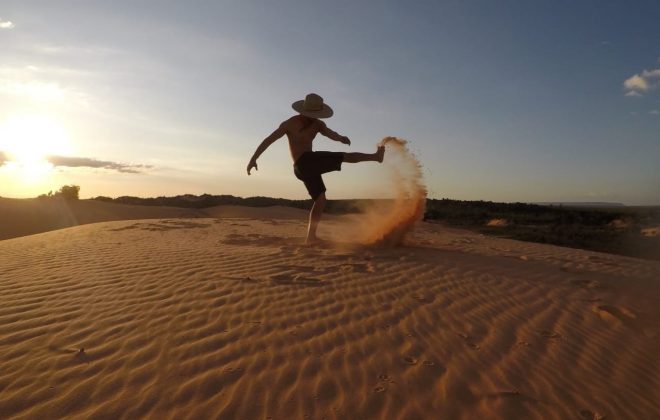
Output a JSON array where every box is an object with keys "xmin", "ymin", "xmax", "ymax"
[{"xmin": 247, "ymin": 93, "xmax": 384, "ymax": 244}]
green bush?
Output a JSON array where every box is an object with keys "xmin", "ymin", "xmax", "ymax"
[{"xmin": 58, "ymin": 185, "xmax": 80, "ymax": 200}]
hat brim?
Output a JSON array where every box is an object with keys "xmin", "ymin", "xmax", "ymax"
[{"xmin": 292, "ymin": 100, "xmax": 334, "ymax": 118}]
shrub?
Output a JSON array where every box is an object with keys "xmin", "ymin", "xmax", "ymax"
[{"xmin": 58, "ymin": 185, "xmax": 80, "ymax": 200}]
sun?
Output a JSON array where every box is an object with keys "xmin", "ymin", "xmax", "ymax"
[{"xmin": 0, "ymin": 114, "xmax": 71, "ymax": 181}]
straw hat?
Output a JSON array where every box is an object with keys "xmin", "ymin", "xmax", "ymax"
[{"xmin": 292, "ymin": 93, "xmax": 334, "ymax": 118}]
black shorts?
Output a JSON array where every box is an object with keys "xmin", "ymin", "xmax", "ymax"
[{"xmin": 293, "ymin": 151, "xmax": 344, "ymax": 200}]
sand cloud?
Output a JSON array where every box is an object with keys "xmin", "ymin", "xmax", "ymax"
[
  {"xmin": 356, "ymin": 137, "xmax": 427, "ymax": 246},
  {"xmin": 46, "ymin": 155, "xmax": 153, "ymax": 173},
  {"xmin": 0, "ymin": 18, "xmax": 14, "ymax": 29},
  {"xmin": 623, "ymin": 68, "xmax": 660, "ymax": 96}
]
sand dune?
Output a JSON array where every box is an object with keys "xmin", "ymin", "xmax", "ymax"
[
  {"xmin": 0, "ymin": 198, "xmax": 202, "ymax": 241},
  {"xmin": 0, "ymin": 198, "xmax": 310, "ymax": 241},
  {"xmin": 202, "ymin": 204, "xmax": 309, "ymax": 220},
  {"xmin": 1, "ymin": 216, "xmax": 659, "ymax": 419}
]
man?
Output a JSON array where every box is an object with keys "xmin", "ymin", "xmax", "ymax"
[{"xmin": 247, "ymin": 93, "xmax": 384, "ymax": 244}]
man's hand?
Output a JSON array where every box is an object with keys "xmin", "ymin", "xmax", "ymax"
[
  {"xmin": 247, "ymin": 159, "xmax": 258, "ymax": 175},
  {"xmin": 340, "ymin": 136, "xmax": 351, "ymax": 146}
]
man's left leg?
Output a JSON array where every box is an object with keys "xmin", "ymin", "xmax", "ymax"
[
  {"xmin": 342, "ymin": 146, "xmax": 385, "ymax": 163},
  {"xmin": 306, "ymin": 192, "xmax": 326, "ymax": 244}
]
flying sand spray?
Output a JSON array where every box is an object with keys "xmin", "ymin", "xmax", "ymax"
[{"xmin": 357, "ymin": 137, "xmax": 427, "ymax": 246}]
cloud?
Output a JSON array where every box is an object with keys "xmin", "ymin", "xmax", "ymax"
[
  {"xmin": 0, "ymin": 151, "xmax": 152, "ymax": 173},
  {"xmin": 623, "ymin": 68, "xmax": 660, "ymax": 96},
  {"xmin": 651, "ymin": 109, "xmax": 660, "ymax": 115},
  {"xmin": 0, "ymin": 18, "xmax": 14, "ymax": 29},
  {"xmin": 46, "ymin": 155, "xmax": 153, "ymax": 173},
  {"xmin": 623, "ymin": 74, "xmax": 649, "ymax": 91},
  {"xmin": 0, "ymin": 80, "xmax": 66, "ymax": 101},
  {"xmin": 0, "ymin": 67, "xmax": 92, "ymax": 108}
]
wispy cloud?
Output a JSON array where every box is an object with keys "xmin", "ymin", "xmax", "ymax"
[
  {"xmin": 0, "ymin": 151, "xmax": 153, "ymax": 173},
  {"xmin": 623, "ymin": 68, "xmax": 660, "ymax": 96},
  {"xmin": 0, "ymin": 18, "xmax": 14, "ymax": 29},
  {"xmin": 46, "ymin": 155, "xmax": 153, "ymax": 173},
  {"xmin": 0, "ymin": 80, "xmax": 67, "ymax": 101},
  {"xmin": 0, "ymin": 66, "xmax": 92, "ymax": 107},
  {"xmin": 650, "ymin": 109, "xmax": 660, "ymax": 115}
]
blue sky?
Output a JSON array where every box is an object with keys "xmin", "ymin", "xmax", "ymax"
[{"xmin": 1, "ymin": 1, "xmax": 659, "ymax": 204}]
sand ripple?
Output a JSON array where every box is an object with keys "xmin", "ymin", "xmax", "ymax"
[{"xmin": 1, "ymin": 218, "xmax": 659, "ymax": 419}]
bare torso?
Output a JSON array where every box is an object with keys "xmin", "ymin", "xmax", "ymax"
[
  {"xmin": 247, "ymin": 114, "xmax": 346, "ymax": 175},
  {"xmin": 283, "ymin": 115, "xmax": 323, "ymax": 162}
]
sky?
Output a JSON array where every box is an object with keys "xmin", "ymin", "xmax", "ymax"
[{"xmin": 1, "ymin": 0, "xmax": 659, "ymax": 204}]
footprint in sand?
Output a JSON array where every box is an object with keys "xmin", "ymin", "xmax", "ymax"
[
  {"xmin": 457, "ymin": 332, "xmax": 481, "ymax": 350},
  {"xmin": 377, "ymin": 373, "xmax": 396, "ymax": 386},
  {"xmin": 504, "ymin": 255, "xmax": 529, "ymax": 261},
  {"xmin": 580, "ymin": 409, "xmax": 605, "ymax": 419},
  {"xmin": 570, "ymin": 279, "xmax": 602, "ymax": 290},
  {"xmin": 275, "ymin": 264, "xmax": 318, "ymax": 274},
  {"xmin": 140, "ymin": 221, "xmax": 210, "ymax": 231},
  {"xmin": 580, "ymin": 297, "xmax": 602, "ymax": 303},
  {"xmin": 402, "ymin": 356, "xmax": 418, "ymax": 365},
  {"xmin": 411, "ymin": 293, "xmax": 435, "ymax": 304},
  {"xmin": 269, "ymin": 273, "xmax": 324, "ymax": 287},
  {"xmin": 587, "ymin": 255, "xmax": 618, "ymax": 266},
  {"xmin": 490, "ymin": 246, "xmax": 512, "ymax": 252},
  {"xmin": 561, "ymin": 265, "xmax": 586, "ymax": 274},
  {"xmin": 538, "ymin": 330, "xmax": 562, "ymax": 339},
  {"xmin": 593, "ymin": 304, "xmax": 637, "ymax": 327},
  {"xmin": 109, "ymin": 224, "xmax": 141, "ymax": 232},
  {"xmin": 339, "ymin": 263, "xmax": 375, "ymax": 274},
  {"xmin": 451, "ymin": 238, "xmax": 475, "ymax": 245}
]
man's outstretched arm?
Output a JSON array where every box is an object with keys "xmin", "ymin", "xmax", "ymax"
[
  {"xmin": 319, "ymin": 121, "xmax": 351, "ymax": 146},
  {"xmin": 247, "ymin": 123, "xmax": 287, "ymax": 175}
]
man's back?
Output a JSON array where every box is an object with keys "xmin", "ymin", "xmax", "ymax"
[{"xmin": 284, "ymin": 115, "xmax": 323, "ymax": 162}]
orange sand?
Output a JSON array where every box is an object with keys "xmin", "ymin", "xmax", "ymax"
[
  {"xmin": 357, "ymin": 137, "xmax": 426, "ymax": 246},
  {"xmin": 1, "ymin": 208, "xmax": 659, "ymax": 419}
]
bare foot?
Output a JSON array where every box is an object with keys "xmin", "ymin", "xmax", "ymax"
[
  {"xmin": 305, "ymin": 236, "xmax": 321, "ymax": 245},
  {"xmin": 305, "ymin": 236, "xmax": 330, "ymax": 246},
  {"xmin": 376, "ymin": 145, "xmax": 385, "ymax": 163}
]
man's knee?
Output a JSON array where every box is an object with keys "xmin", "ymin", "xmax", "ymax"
[{"xmin": 315, "ymin": 192, "xmax": 326, "ymax": 203}]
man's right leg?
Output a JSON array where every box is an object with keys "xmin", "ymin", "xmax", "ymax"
[
  {"xmin": 306, "ymin": 192, "xmax": 326, "ymax": 244},
  {"xmin": 343, "ymin": 146, "xmax": 385, "ymax": 163}
]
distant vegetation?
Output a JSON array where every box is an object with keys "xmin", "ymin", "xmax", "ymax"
[
  {"xmin": 425, "ymin": 199, "xmax": 660, "ymax": 260},
  {"xmin": 39, "ymin": 185, "xmax": 81, "ymax": 201},
  {"xmin": 91, "ymin": 193, "xmax": 374, "ymax": 214},
  {"xmin": 93, "ymin": 193, "xmax": 311, "ymax": 210},
  {"xmin": 88, "ymin": 194, "xmax": 659, "ymax": 260}
]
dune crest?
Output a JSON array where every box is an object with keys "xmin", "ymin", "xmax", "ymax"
[{"xmin": 357, "ymin": 137, "xmax": 427, "ymax": 246}]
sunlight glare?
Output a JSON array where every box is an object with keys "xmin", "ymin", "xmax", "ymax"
[{"xmin": 0, "ymin": 114, "xmax": 72, "ymax": 182}]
